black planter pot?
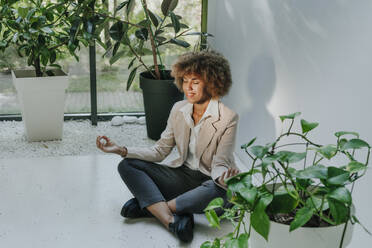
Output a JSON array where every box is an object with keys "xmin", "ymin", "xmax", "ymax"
[{"xmin": 140, "ymin": 70, "xmax": 184, "ymax": 140}]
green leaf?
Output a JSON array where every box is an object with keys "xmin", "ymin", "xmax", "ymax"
[
  {"xmin": 327, "ymin": 187, "xmax": 351, "ymax": 204},
  {"xmin": 128, "ymin": 57, "xmax": 136, "ymax": 69},
  {"xmin": 326, "ymin": 167, "xmax": 349, "ymax": 186},
  {"xmin": 226, "ymin": 174, "xmax": 252, "ymax": 192},
  {"xmin": 300, "ymin": 119, "xmax": 319, "ymax": 133},
  {"xmin": 49, "ymin": 64, "xmax": 61, "ymax": 69},
  {"xmin": 161, "ymin": 0, "xmax": 179, "ymax": 16},
  {"xmin": 257, "ymin": 191, "xmax": 273, "ymax": 210},
  {"xmin": 238, "ymin": 187, "xmax": 257, "ymax": 206},
  {"xmin": 296, "ymin": 178, "xmax": 314, "ymax": 190},
  {"xmin": 238, "ymin": 233, "xmax": 249, "ymax": 248},
  {"xmin": 28, "ymin": 28, "xmax": 38, "ymax": 34},
  {"xmin": 312, "ymin": 145, "xmax": 338, "ymax": 160},
  {"xmin": 155, "ymin": 36, "xmax": 167, "ymax": 43},
  {"xmin": 241, "ymin": 137, "xmax": 256, "ymax": 149},
  {"xmin": 335, "ymin": 131, "xmax": 359, "ymax": 138},
  {"xmin": 296, "ymin": 164, "xmax": 328, "ymax": 179},
  {"xmin": 346, "ymin": 161, "xmax": 366, "ymax": 173},
  {"xmin": 185, "ymin": 31, "xmax": 214, "ymax": 37},
  {"xmin": 200, "ymin": 241, "xmax": 213, "ymax": 248},
  {"xmin": 169, "ymin": 38, "xmax": 190, "ymax": 48},
  {"xmin": 18, "ymin": 7, "xmax": 29, "ymax": 19},
  {"xmin": 306, "ymin": 196, "xmax": 329, "ymax": 211},
  {"xmin": 289, "ymin": 206, "xmax": 314, "ymax": 231},
  {"xmin": 148, "ymin": 9, "xmax": 160, "ymax": 27},
  {"xmin": 338, "ymin": 138, "xmax": 348, "ymax": 149},
  {"xmin": 267, "ymin": 189, "xmax": 299, "ymax": 214},
  {"xmin": 251, "ymin": 207, "xmax": 270, "ymax": 240},
  {"xmin": 279, "ymin": 112, "xmax": 301, "ymax": 122},
  {"xmin": 169, "ymin": 11, "xmax": 180, "ymax": 33},
  {"xmin": 112, "ymin": 41, "xmax": 121, "ymax": 57},
  {"xmin": 250, "ymin": 145, "xmax": 269, "ymax": 158},
  {"xmin": 116, "ymin": 0, "xmax": 129, "ymax": 11},
  {"xmin": 45, "ymin": 11, "xmax": 54, "ymax": 22},
  {"xmin": 277, "ymin": 151, "xmax": 306, "ymax": 163},
  {"xmin": 204, "ymin": 197, "xmax": 224, "ymax": 211},
  {"xmin": 12, "ymin": 32, "xmax": 19, "ymax": 43},
  {"xmin": 26, "ymin": 8, "xmax": 37, "ymax": 22},
  {"xmin": 41, "ymin": 26, "xmax": 53, "ymax": 34},
  {"xmin": 341, "ymin": 138, "xmax": 370, "ymax": 150},
  {"xmin": 200, "ymin": 239, "xmax": 221, "ymax": 248},
  {"xmin": 126, "ymin": 0, "xmax": 135, "ymax": 16},
  {"xmin": 109, "ymin": 21, "xmax": 127, "ymax": 41},
  {"xmin": 135, "ymin": 28, "xmax": 148, "ymax": 40},
  {"xmin": 49, "ymin": 50, "xmax": 56, "ymax": 64},
  {"xmin": 109, "ymin": 51, "xmax": 125, "ymax": 65},
  {"xmin": 224, "ymin": 238, "xmax": 239, "ymax": 248},
  {"xmin": 126, "ymin": 67, "xmax": 137, "ymax": 91},
  {"xmin": 328, "ymin": 198, "xmax": 349, "ymax": 224},
  {"xmin": 351, "ymin": 215, "xmax": 372, "ymax": 235},
  {"xmin": 205, "ymin": 209, "xmax": 220, "ymax": 229}
]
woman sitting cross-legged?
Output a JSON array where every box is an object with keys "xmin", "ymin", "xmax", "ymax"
[{"xmin": 96, "ymin": 50, "xmax": 239, "ymax": 243}]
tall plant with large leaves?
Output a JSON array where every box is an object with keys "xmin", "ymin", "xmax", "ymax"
[
  {"xmin": 201, "ymin": 113, "xmax": 371, "ymax": 248},
  {"xmin": 102, "ymin": 0, "xmax": 212, "ymax": 90},
  {"xmin": 0, "ymin": 0, "xmax": 106, "ymax": 77}
]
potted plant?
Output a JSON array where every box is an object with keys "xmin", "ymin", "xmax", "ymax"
[
  {"xmin": 202, "ymin": 112, "xmax": 371, "ymax": 248},
  {"xmin": 104, "ymin": 0, "xmax": 212, "ymax": 140},
  {"xmin": 0, "ymin": 0, "xmax": 104, "ymax": 141}
]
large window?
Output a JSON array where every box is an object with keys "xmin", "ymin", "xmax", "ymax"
[{"xmin": 0, "ymin": 0, "xmax": 203, "ymax": 117}]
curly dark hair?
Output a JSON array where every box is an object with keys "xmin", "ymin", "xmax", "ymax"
[{"xmin": 171, "ymin": 50, "xmax": 232, "ymax": 98}]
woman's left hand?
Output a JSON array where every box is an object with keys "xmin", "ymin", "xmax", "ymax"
[{"xmin": 217, "ymin": 168, "xmax": 240, "ymax": 187}]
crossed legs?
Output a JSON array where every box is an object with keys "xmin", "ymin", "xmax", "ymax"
[{"xmin": 117, "ymin": 158, "xmax": 227, "ymax": 228}]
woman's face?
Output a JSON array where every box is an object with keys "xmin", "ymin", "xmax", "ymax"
[{"xmin": 182, "ymin": 73, "xmax": 210, "ymax": 104}]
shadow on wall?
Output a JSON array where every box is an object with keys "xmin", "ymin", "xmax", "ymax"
[{"xmin": 236, "ymin": 53, "xmax": 276, "ymax": 165}]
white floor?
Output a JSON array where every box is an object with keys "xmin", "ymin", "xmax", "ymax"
[{"xmin": 0, "ymin": 154, "xmax": 233, "ymax": 248}]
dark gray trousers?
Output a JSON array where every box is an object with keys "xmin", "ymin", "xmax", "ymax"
[{"xmin": 118, "ymin": 158, "xmax": 229, "ymax": 214}]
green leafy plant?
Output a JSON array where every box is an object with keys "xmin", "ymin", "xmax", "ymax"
[
  {"xmin": 0, "ymin": 0, "xmax": 105, "ymax": 77},
  {"xmin": 101, "ymin": 0, "xmax": 212, "ymax": 90},
  {"xmin": 202, "ymin": 112, "xmax": 371, "ymax": 248}
]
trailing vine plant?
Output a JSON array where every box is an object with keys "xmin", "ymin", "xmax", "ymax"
[{"xmin": 202, "ymin": 112, "xmax": 371, "ymax": 248}]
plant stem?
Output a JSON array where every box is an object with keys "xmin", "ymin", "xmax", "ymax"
[
  {"xmin": 277, "ymin": 160, "xmax": 297, "ymax": 189},
  {"xmin": 304, "ymin": 143, "xmax": 309, "ymax": 169},
  {"xmin": 244, "ymin": 148, "xmax": 254, "ymax": 160},
  {"xmin": 314, "ymin": 157, "xmax": 324, "ymax": 165},
  {"xmin": 312, "ymin": 152, "xmax": 318, "ymax": 165},
  {"xmin": 287, "ymin": 119, "xmax": 294, "ymax": 136},
  {"xmin": 277, "ymin": 132, "xmax": 321, "ymax": 147},
  {"xmin": 234, "ymin": 210, "xmax": 245, "ymax": 238},
  {"xmin": 158, "ymin": 28, "xmax": 192, "ymax": 46},
  {"xmin": 127, "ymin": 42, "xmax": 155, "ymax": 78},
  {"xmin": 339, "ymin": 214, "xmax": 350, "ymax": 248},
  {"xmin": 274, "ymin": 143, "xmax": 308, "ymax": 149},
  {"xmin": 141, "ymin": 0, "xmax": 160, "ymax": 79},
  {"xmin": 34, "ymin": 55, "xmax": 42, "ymax": 77}
]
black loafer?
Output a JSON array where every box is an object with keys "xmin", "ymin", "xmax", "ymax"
[
  {"xmin": 168, "ymin": 214, "xmax": 194, "ymax": 243},
  {"xmin": 121, "ymin": 198, "xmax": 153, "ymax": 218}
]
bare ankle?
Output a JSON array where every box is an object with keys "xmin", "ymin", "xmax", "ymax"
[{"xmin": 167, "ymin": 214, "xmax": 175, "ymax": 228}]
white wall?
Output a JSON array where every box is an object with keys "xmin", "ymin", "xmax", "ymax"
[{"xmin": 208, "ymin": 0, "xmax": 372, "ymax": 247}]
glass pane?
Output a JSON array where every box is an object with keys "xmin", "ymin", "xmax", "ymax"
[
  {"xmin": 64, "ymin": 47, "xmax": 92, "ymax": 114},
  {"xmin": 0, "ymin": 46, "xmax": 25, "ymax": 115},
  {"xmin": 96, "ymin": 0, "xmax": 202, "ymax": 114},
  {"xmin": 0, "ymin": 46, "xmax": 91, "ymax": 115}
]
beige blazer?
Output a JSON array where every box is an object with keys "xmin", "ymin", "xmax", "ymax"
[{"xmin": 126, "ymin": 100, "xmax": 239, "ymax": 185}]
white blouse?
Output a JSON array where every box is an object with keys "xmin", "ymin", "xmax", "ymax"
[{"xmin": 180, "ymin": 99, "xmax": 219, "ymax": 170}]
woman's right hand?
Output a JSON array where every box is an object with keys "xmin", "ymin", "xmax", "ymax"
[{"xmin": 96, "ymin": 135, "xmax": 121, "ymax": 154}]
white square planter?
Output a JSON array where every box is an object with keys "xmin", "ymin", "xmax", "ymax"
[{"xmin": 12, "ymin": 69, "xmax": 69, "ymax": 142}]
